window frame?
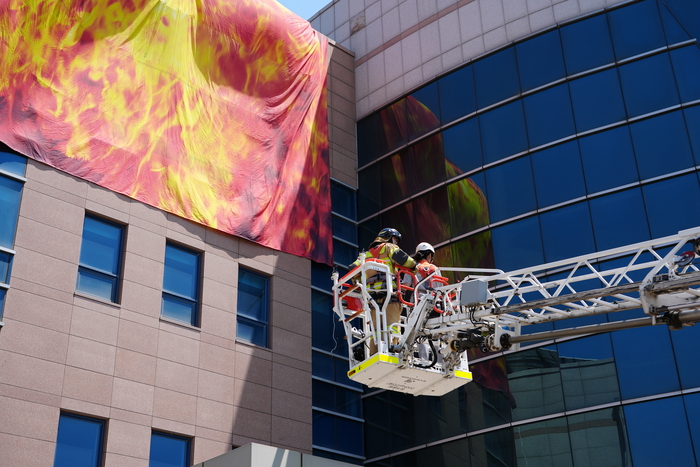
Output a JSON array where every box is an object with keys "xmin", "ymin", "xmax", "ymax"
[
  {"xmin": 149, "ymin": 430, "xmax": 191, "ymax": 467},
  {"xmin": 53, "ymin": 412, "xmax": 106, "ymax": 467},
  {"xmin": 236, "ymin": 267, "xmax": 271, "ymax": 348},
  {"xmin": 161, "ymin": 241, "xmax": 202, "ymax": 327}
]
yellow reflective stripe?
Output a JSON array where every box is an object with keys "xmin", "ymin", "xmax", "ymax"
[
  {"xmin": 347, "ymin": 353, "xmax": 400, "ymax": 377},
  {"xmin": 454, "ymin": 370, "xmax": 473, "ymax": 379}
]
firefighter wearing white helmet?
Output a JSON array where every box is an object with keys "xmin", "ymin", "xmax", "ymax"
[{"xmin": 412, "ymin": 242, "xmax": 441, "ymax": 297}]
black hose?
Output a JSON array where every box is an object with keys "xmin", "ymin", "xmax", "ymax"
[{"xmin": 414, "ymin": 339, "xmax": 438, "ymax": 369}]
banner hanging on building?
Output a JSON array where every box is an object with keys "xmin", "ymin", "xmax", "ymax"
[{"xmin": 0, "ymin": 0, "xmax": 332, "ymax": 264}]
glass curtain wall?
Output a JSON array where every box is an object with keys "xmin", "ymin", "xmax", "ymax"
[{"xmin": 356, "ymin": 0, "xmax": 700, "ymax": 465}]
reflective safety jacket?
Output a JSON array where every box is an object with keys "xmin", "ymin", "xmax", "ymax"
[
  {"xmin": 415, "ymin": 259, "xmax": 441, "ymax": 295},
  {"xmin": 352, "ymin": 242, "xmax": 416, "ymax": 290}
]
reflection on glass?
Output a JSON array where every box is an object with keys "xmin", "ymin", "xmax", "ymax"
[
  {"xmin": 607, "ymin": 0, "xmax": 666, "ymax": 61},
  {"xmin": 618, "ymin": 53, "xmax": 679, "ymax": 118},
  {"xmin": 358, "ymin": 165, "xmax": 381, "ymax": 220},
  {"xmin": 408, "ymin": 134, "xmax": 446, "ymax": 194},
  {"xmin": 671, "ymin": 46, "xmax": 700, "ymax": 103},
  {"xmin": 442, "ymin": 118, "xmax": 482, "ymax": 174},
  {"xmin": 381, "ymin": 201, "xmax": 416, "ymax": 248},
  {"xmin": 331, "ymin": 181, "xmax": 356, "ymax": 220},
  {"xmin": 439, "ymin": 65, "xmax": 476, "ymax": 123},
  {"xmin": 568, "ymin": 407, "xmax": 632, "ymax": 467},
  {"xmin": 447, "ymin": 175, "xmax": 489, "ymax": 239},
  {"xmin": 642, "ymin": 173, "xmax": 700, "ymax": 239},
  {"xmin": 0, "ymin": 152, "xmax": 27, "ymax": 177},
  {"xmin": 506, "ymin": 346, "xmax": 565, "ymax": 421},
  {"xmin": 469, "ymin": 427, "xmax": 516, "ymax": 467},
  {"xmin": 531, "ymin": 140, "xmax": 585, "ymax": 209},
  {"xmin": 560, "ymin": 13, "xmax": 615, "ymax": 75},
  {"xmin": 413, "ymin": 187, "xmax": 451, "ymax": 245},
  {"xmin": 624, "ymin": 397, "xmax": 695, "ymax": 467},
  {"xmin": 579, "ymin": 126, "xmax": 639, "ymax": 194},
  {"xmin": 514, "ymin": 417, "xmax": 572, "ymax": 467},
  {"xmin": 466, "ymin": 357, "xmax": 514, "ymax": 432},
  {"xmin": 658, "ymin": 1, "xmax": 691, "ymax": 43},
  {"xmin": 408, "ymin": 82, "xmax": 441, "ymax": 140},
  {"xmin": 357, "ymin": 99, "xmax": 408, "ymax": 166},
  {"xmin": 629, "ymin": 110, "xmax": 694, "ymax": 181},
  {"xmin": 558, "ymin": 334, "xmax": 620, "ymax": 411},
  {"xmin": 516, "ymin": 29, "xmax": 566, "ymax": 92},
  {"xmin": 474, "ymin": 46, "xmax": 520, "ymax": 109},
  {"xmin": 570, "ymin": 68, "xmax": 626, "ymax": 133}
]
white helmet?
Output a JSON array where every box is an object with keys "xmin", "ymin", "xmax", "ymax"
[{"xmin": 415, "ymin": 242, "xmax": 435, "ymax": 255}]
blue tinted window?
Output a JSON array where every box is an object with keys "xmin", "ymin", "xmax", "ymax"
[
  {"xmin": 407, "ymin": 82, "xmax": 441, "ymax": 140},
  {"xmin": 357, "ymin": 165, "xmax": 380, "ymax": 219},
  {"xmin": 333, "ymin": 239, "xmax": 357, "ymax": 267},
  {"xmin": 492, "ymin": 216, "xmax": 544, "ymax": 271},
  {"xmin": 560, "ymin": 13, "xmax": 615, "ymax": 75},
  {"xmin": 671, "ymin": 324, "xmax": 700, "ymax": 389},
  {"xmin": 624, "ymin": 397, "xmax": 695, "ymax": 467},
  {"xmin": 313, "ymin": 379, "xmax": 362, "ymax": 417},
  {"xmin": 237, "ymin": 269, "xmax": 269, "ymax": 347},
  {"xmin": 568, "ymin": 408, "xmax": 630, "ymax": 466},
  {"xmin": 557, "ymin": 334, "xmax": 619, "ymax": 411},
  {"xmin": 438, "ymin": 65, "xmax": 476, "ymax": 123},
  {"xmin": 684, "ymin": 105, "xmax": 700, "ymax": 166},
  {"xmin": 523, "ymin": 83, "xmax": 575, "ymax": 148},
  {"xmin": 443, "ymin": 118, "xmax": 482, "ymax": 174},
  {"xmin": 474, "ymin": 47, "xmax": 520, "ymax": 109},
  {"xmin": 357, "ymin": 100, "xmax": 408, "ymax": 165},
  {"xmin": 313, "ymin": 411, "xmax": 363, "ymax": 456},
  {"xmin": 485, "ymin": 156, "xmax": 536, "ymax": 223},
  {"xmin": 629, "ymin": 110, "xmax": 694, "ymax": 180},
  {"xmin": 0, "ymin": 176, "xmax": 22, "ymax": 249},
  {"xmin": 0, "ymin": 288, "xmax": 5, "ymax": 319},
  {"xmin": 0, "ymin": 151, "xmax": 27, "ymax": 177},
  {"xmin": 408, "ymin": 135, "xmax": 446, "ymax": 194},
  {"xmin": 659, "ymin": 1, "xmax": 692, "ymax": 43},
  {"xmin": 516, "ymin": 30, "xmax": 566, "ymax": 92},
  {"xmin": 468, "ymin": 427, "xmax": 516, "ymax": 466},
  {"xmin": 161, "ymin": 243, "xmax": 200, "ymax": 326},
  {"xmin": 539, "ymin": 202, "xmax": 595, "ymax": 263},
  {"xmin": 590, "ymin": 187, "xmax": 650, "ymax": 251},
  {"xmin": 0, "ymin": 251, "xmax": 10, "ymax": 283},
  {"xmin": 331, "ymin": 182, "xmax": 356, "ymax": 220},
  {"xmin": 570, "ymin": 68, "xmax": 626, "ymax": 132},
  {"xmin": 531, "ymin": 141, "xmax": 585, "ymax": 209},
  {"xmin": 685, "ymin": 392, "xmax": 700, "ymax": 460},
  {"xmin": 670, "ymin": 46, "xmax": 700, "ymax": 103},
  {"xmin": 312, "ymin": 291, "xmax": 346, "ymax": 355},
  {"xmin": 514, "ymin": 417, "xmax": 571, "ymax": 466},
  {"xmin": 579, "ymin": 126, "xmax": 639, "ymax": 194},
  {"xmin": 381, "ymin": 201, "xmax": 416, "ymax": 249},
  {"xmin": 612, "ymin": 325, "xmax": 680, "ymax": 399},
  {"xmin": 149, "ymin": 432, "xmax": 190, "ymax": 467},
  {"xmin": 608, "ymin": 0, "xmax": 666, "ymax": 61},
  {"xmin": 332, "ymin": 216, "xmax": 357, "ymax": 244},
  {"xmin": 507, "ymin": 346, "xmax": 564, "ymax": 421},
  {"xmin": 480, "ymin": 101, "xmax": 528, "ymax": 164},
  {"xmin": 643, "ymin": 173, "xmax": 700, "ymax": 239},
  {"xmin": 619, "ymin": 53, "xmax": 679, "ymax": 118},
  {"xmin": 77, "ymin": 215, "xmax": 124, "ymax": 302},
  {"xmin": 53, "ymin": 413, "xmax": 104, "ymax": 467}
]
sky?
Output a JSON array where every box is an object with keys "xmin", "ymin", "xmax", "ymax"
[{"xmin": 276, "ymin": 0, "xmax": 331, "ymax": 20}]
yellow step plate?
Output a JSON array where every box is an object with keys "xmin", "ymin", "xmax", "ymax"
[{"xmin": 348, "ymin": 354, "xmax": 473, "ymax": 397}]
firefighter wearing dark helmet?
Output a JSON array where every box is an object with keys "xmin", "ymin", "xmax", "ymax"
[{"xmin": 351, "ymin": 228, "xmax": 416, "ymax": 354}]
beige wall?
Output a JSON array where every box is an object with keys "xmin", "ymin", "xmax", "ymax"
[
  {"xmin": 0, "ymin": 159, "xmax": 313, "ymax": 466},
  {"xmin": 328, "ymin": 42, "xmax": 358, "ymax": 189}
]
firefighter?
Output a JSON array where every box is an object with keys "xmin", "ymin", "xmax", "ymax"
[
  {"xmin": 412, "ymin": 242, "xmax": 441, "ymax": 298},
  {"xmin": 351, "ymin": 228, "xmax": 416, "ymax": 354}
]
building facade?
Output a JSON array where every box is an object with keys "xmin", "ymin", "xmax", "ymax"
[{"xmin": 310, "ymin": 0, "xmax": 700, "ymax": 465}]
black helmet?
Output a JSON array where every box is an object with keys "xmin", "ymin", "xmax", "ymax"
[{"xmin": 372, "ymin": 227, "xmax": 401, "ymax": 246}]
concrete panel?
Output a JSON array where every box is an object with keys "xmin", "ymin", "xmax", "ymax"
[
  {"xmin": 155, "ymin": 358, "xmax": 198, "ymax": 395},
  {"xmin": 0, "ymin": 352, "xmax": 64, "ymax": 396},
  {"xmin": 66, "ymin": 335, "xmax": 117, "ymax": 375},
  {"xmin": 114, "ymin": 348, "xmax": 157, "ymax": 385},
  {"xmin": 111, "ymin": 377, "xmax": 154, "ymax": 415},
  {"xmin": 152, "ymin": 387, "xmax": 197, "ymax": 425}
]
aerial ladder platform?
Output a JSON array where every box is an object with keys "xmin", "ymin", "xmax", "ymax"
[{"xmin": 332, "ymin": 227, "xmax": 700, "ymax": 397}]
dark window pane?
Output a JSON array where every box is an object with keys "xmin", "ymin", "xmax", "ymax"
[
  {"xmin": 448, "ymin": 174, "xmax": 489, "ymax": 238},
  {"xmin": 624, "ymin": 397, "xmax": 695, "ymax": 467},
  {"xmin": 332, "ymin": 216, "xmax": 357, "ymax": 244},
  {"xmin": 79, "ymin": 216, "xmax": 123, "ymax": 275},
  {"xmin": 684, "ymin": 392, "xmax": 700, "ymax": 461},
  {"xmin": 357, "ymin": 113, "xmax": 383, "ymax": 166},
  {"xmin": 517, "ymin": 30, "xmax": 566, "ymax": 92},
  {"xmin": 670, "ymin": 46, "xmax": 700, "ymax": 103},
  {"xmin": 449, "ymin": 229, "xmax": 495, "ymax": 272},
  {"xmin": 333, "ymin": 239, "xmax": 357, "ymax": 267},
  {"xmin": 54, "ymin": 413, "xmax": 104, "ymax": 467},
  {"xmin": 558, "ymin": 334, "xmax": 619, "ymax": 411},
  {"xmin": 161, "ymin": 293, "xmax": 197, "ymax": 326},
  {"xmin": 331, "ymin": 182, "xmax": 356, "ymax": 220},
  {"xmin": 312, "ymin": 379, "xmax": 362, "ymax": 417},
  {"xmin": 643, "ymin": 173, "xmax": 700, "ymax": 239},
  {"xmin": 443, "ymin": 118, "xmax": 482, "ymax": 174},
  {"xmin": 149, "ymin": 432, "xmax": 190, "ymax": 467},
  {"xmin": 311, "ymin": 262, "xmax": 333, "ymax": 289},
  {"xmin": 413, "ymin": 187, "xmax": 451, "ymax": 245},
  {"xmin": 579, "ymin": 126, "xmax": 639, "ymax": 194},
  {"xmin": 0, "ymin": 176, "xmax": 23, "ymax": 248},
  {"xmin": 313, "ymin": 411, "xmax": 363, "ymax": 456},
  {"xmin": 474, "ymin": 47, "xmax": 520, "ymax": 109},
  {"xmin": 480, "ymin": 101, "xmax": 528, "ymax": 164},
  {"xmin": 568, "ymin": 408, "xmax": 631, "ymax": 467},
  {"xmin": 408, "ymin": 134, "xmax": 446, "ymax": 194},
  {"xmin": 659, "ymin": 1, "xmax": 692, "ymax": 43},
  {"xmin": 237, "ymin": 269, "xmax": 269, "ymax": 347},
  {"xmin": 671, "ymin": 324, "xmax": 700, "ymax": 390},
  {"xmin": 684, "ymin": 105, "xmax": 700, "ymax": 166},
  {"xmin": 492, "ymin": 216, "xmax": 544, "ymax": 272},
  {"xmin": 612, "ymin": 325, "xmax": 680, "ymax": 399},
  {"xmin": 466, "ymin": 358, "xmax": 514, "ymax": 432},
  {"xmin": 380, "ymin": 151, "xmax": 409, "ymax": 209},
  {"xmin": 507, "ymin": 346, "xmax": 564, "ymax": 421},
  {"xmin": 560, "ymin": 13, "xmax": 615, "ymax": 75},
  {"xmin": 381, "ymin": 202, "xmax": 416, "ymax": 250},
  {"xmin": 468, "ymin": 427, "xmax": 516, "ymax": 467},
  {"xmin": 619, "ymin": 53, "xmax": 679, "ymax": 118},
  {"xmin": 357, "ymin": 164, "xmax": 381, "ymax": 220},
  {"xmin": 570, "ymin": 69, "xmax": 626, "ymax": 132},
  {"xmin": 0, "ymin": 250, "xmax": 10, "ymax": 283},
  {"xmin": 531, "ymin": 140, "xmax": 585, "ymax": 208},
  {"xmin": 312, "ymin": 351, "xmax": 334, "ymax": 380},
  {"xmin": 524, "ymin": 83, "xmax": 575, "ymax": 148},
  {"xmin": 77, "ymin": 268, "xmax": 118, "ymax": 302},
  {"xmin": 163, "ymin": 244, "xmax": 199, "ymax": 300},
  {"xmin": 589, "ymin": 188, "xmax": 650, "ymax": 251},
  {"xmin": 439, "ymin": 65, "xmax": 476, "ymax": 123},
  {"xmin": 514, "ymin": 417, "xmax": 572, "ymax": 466},
  {"xmin": 312, "ymin": 291, "xmax": 345, "ymax": 355},
  {"xmin": 357, "ymin": 100, "xmax": 408, "ymax": 166},
  {"xmin": 608, "ymin": 0, "xmax": 666, "ymax": 61},
  {"xmin": 540, "ymin": 202, "xmax": 595, "ymax": 263},
  {"xmin": 629, "ymin": 110, "xmax": 694, "ymax": 180},
  {"xmin": 0, "ymin": 288, "xmax": 5, "ymax": 319},
  {"xmin": 485, "ymin": 156, "xmax": 536, "ymax": 223},
  {"xmin": 0, "ymin": 151, "xmax": 27, "ymax": 177},
  {"xmin": 407, "ymin": 82, "xmax": 441, "ymax": 140},
  {"xmin": 358, "ymin": 218, "xmax": 381, "ymax": 252}
]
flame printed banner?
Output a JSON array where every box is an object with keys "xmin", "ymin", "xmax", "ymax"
[{"xmin": 0, "ymin": 0, "xmax": 332, "ymax": 264}]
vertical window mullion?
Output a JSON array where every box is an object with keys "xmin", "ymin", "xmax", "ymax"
[
  {"xmin": 236, "ymin": 268, "xmax": 270, "ymax": 347},
  {"xmin": 161, "ymin": 243, "xmax": 201, "ymax": 327},
  {"xmin": 76, "ymin": 214, "xmax": 124, "ymax": 303}
]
